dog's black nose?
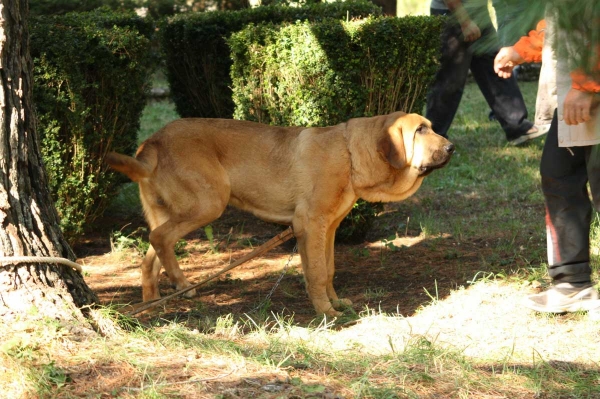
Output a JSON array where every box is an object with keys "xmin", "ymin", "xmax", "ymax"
[{"xmin": 444, "ymin": 144, "xmax": 455, "ymax": 154}]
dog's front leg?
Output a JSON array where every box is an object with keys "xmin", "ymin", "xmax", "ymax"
[
  {"xmin": 295, "ymin": 226, "xmax": 342, "ymax": 317},
  {"xmin": 325, "ymin": 228, "xmax": 352, "ymax": 310}
]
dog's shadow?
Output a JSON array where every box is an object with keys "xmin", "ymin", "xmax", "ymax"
[{"xmin": 94, "ymin": 207, "xmax": 498, "ymax": 329}]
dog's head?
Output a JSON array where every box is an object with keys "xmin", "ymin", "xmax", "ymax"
[
  {"xmin": 346, "ymin": 111, "xmax": 453, "ymax": 203},
  {"xmin": 378, "ymin": 113, "xmax": 454, "ymax": 176}
]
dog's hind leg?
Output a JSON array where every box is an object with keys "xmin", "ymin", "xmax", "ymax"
[
  {"xmin": 149, "ymin": 195, "xmax": 226, "ymax": 298},
  {"xmin": 149, "ymin": 218, "xmax": 208, "ymax": 297},
  {"xmin": 141, "ymin": 244, "xmax": 162, "ymax": 301}
]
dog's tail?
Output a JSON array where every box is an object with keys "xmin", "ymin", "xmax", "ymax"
[{"xmin": 106, "ymin": 146, "xmax": 156, "ymax": 182}]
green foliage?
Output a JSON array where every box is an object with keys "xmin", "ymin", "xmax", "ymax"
[
  {"xmin": 160, "ymin": 0, "xmax": 382, "ymax": 119},
  {"xmin": 29, "ymin": 0, "xmax": 139, "ymax": 16},
  {"xmin": 229, "ymin": 15, "xmax": 442, "ymax": 242},
  {"xmin": 337, "ymin": 200, "xmax": 383, "ymax": 244},
  {"xmin": 28, "ymin": 0, "xmax": 236, "ymax": 18},
  {"xmin": 230, "ymin": 16, "xmax": 443, "ymax": 123},
  {"xmin": 145, "ymin": 0, "xmax": 252, "ymax": 19},
  {"xmin": 204, "ymin": 225, "xmax": 220, "ymax": 254},
  {"xmin": 111, "ymin": 227, "xmax": 150, "ymax": 256},
  {"xmin": 548, "ymin": 0, "xmax": 599, "ymax": 81},
  {"xmin": 31, "ymin": 9, "xmax": 155, "ymax": 239}
]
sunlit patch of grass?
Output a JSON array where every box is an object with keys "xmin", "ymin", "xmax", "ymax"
[
  {"xmin": 2, "ymin": 297, "xmax": 600, "ymax": 398},
  {"xmin": 397, "ymin": 0, "xmax": 429, "ymax": 16},
  {"xmin": 138, "ymin": 99, "xmax": 179, "ymax": 143},
  {"xmin": 407, "ymin": 82, "xmax": 546, "ymax": 256}
]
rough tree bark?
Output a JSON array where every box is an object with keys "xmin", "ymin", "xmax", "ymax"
[{"xmin": 0, "ymin": 0, "xmax": 97, "ymax": 322}]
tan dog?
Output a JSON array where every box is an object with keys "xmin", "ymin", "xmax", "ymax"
[{"xmin": 106, "ymin": 111, "xmax": 453, "ymax": 316}]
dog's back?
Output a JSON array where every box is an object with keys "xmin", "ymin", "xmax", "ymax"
[
  {"xmin": 107, "ymin": 118, "xmax": 300, "ymax": 181},
  {"xmin": 106, "ymin": 118, "xmax": 348, "ymax": 225}
]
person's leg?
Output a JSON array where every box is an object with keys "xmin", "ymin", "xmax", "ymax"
[
  {"xmin": 541, "ymin": 112, "xmax": 591, "ymax": 283},
  {"xmin": 525, "ymin": 111, "xmax": 599, "ymax": 312},
  {"xmin": 488, "ymin": 65, "xmax": 520, "ymax": 121},
  {"xmin": 469, "ymin": 36, "xmax": 535, "ymax": 142},
  {"xmin": 585, "ymin": 143, "xmax": 600, "ymax": 212},
  {"xmin": 425, "ymin": 9, "xmax": 472, "ymax": 138}
]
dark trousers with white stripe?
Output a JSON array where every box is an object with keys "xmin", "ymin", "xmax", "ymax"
[{"xmin": 541, "ymin": 110, "xmax": 600, "ymax": 283}]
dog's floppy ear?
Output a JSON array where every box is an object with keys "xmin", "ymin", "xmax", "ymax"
[{"xmin": 377, "ymin": 124, "xmax": 407, "ymax": 170}]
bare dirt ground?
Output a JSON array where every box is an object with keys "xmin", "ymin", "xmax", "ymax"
[{"xmin": 74, "ymin": 199, "xmax": 526, "ymax": 328}]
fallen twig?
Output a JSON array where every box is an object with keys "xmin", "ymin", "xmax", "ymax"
[{"xmin": 125, "ymin": 227, "xmax": 295, "ymax": 316}]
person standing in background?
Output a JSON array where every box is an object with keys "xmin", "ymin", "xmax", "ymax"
[
  {"xmin": 426, "ymin": 0, "xmax": 543, "ymax": 145},
  {"xmin": 490, "ymin": 0, "xmax": 554, "ymax": 133}
]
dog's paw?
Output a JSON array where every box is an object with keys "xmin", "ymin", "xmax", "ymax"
[
  {"xmin": 182, "ymin": 288, "xmax": 197, "ymax": 298},
  {"xmin": 313, "ymin": 300, "xmax": 343, "ymax": 317},
  {"xmin": 332, "ymin": 298, "xmax": 353, "ymax": 309},
  {"xmin": 324, "ymin": 309, "xmax": 343, "ymax": 318}
]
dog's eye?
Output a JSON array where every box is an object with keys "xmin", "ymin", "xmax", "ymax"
[{"xmin": 416, "ymin": 125, "xmax": 427, "ymax": 134}]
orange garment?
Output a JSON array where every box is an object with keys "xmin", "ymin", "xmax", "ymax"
[
  {"xmin": 513, "ymin": 19, "xmax": 600, "ymax": 93},
  {"xmin": 513, "ymin": 20, "xmax": 546, "ymax": 64},
  {"xmin": 571, "ymin": 67, "xmax": 600, "ymax": 93}
]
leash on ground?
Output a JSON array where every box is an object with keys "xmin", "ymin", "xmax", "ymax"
[{"xmin": 125, "ymin": 227, "xmax": 295, "ymax": 317}]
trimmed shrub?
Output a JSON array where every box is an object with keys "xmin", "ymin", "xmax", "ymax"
[
  {"xmin": 31, "ymin": 9, "xmax": 155, "ymax": 239},
  {"xmin": 161, "ymin": 0, "xmax": 382, "ymax": 119},
  {"xmin": 229, "ymin": 15, "xmax": 443, "ymax": 242},
  {"xmin": 29, "ymin": 0, "xmax": 138, "ymax": 16},
  {"xmin": 230, "ymin": 16, "xmax": 443, "ymax": 123}
]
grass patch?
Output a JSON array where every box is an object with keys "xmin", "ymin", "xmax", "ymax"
[{"xmin": 137, "ymin": 99, "xmax": 179, "ymax": 142}]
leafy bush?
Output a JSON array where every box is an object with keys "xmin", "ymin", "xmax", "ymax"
[
  {"xmin": 161, "ymin": 0, "xmax": 382, "ymax": 119},
  {"xmin": 230, "ymin": 16, "xmax": 443, "ymax": 123},
  {"xmin": 144, "ymin": 0, "xmax": 251, "ymax": 19},
  {"xmin": 29, "ymin": 0, "xmax": 244, "ymax": 19},
  {"xmin": 31, "ymin": 9, "xmax": 155, "ymax": 239},
  {"xmin": 229, "ymin": 16, "xmax": 443, "ymax": 242},
  {"xmin": 29, "ymin": 0, "xmax": 139, "ymax": 16}
]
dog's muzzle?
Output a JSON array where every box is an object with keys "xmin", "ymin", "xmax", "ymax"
[{"xmin": 418, "ymin": 143, "xmax": 455, "ymax": 176}]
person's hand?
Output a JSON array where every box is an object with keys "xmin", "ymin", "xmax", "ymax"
[
  {"xmin": 562, "ymin": 88, "xmax": 599, "ymax": 125},
  {"xmin": 460, "ymin": 20, "xmax": 481, "ymax": 42},
  {"xmin": 494, "ymin": 47, "xmax": 525, "ymax": 79}
]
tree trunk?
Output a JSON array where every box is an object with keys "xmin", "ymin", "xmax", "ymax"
[{"xmin": 0, "ymin": 0, "xmax": 97, "ymax": 322}]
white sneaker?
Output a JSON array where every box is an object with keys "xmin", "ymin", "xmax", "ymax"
[
  {"xmin": 509, "ymin": 125, "xmax": 548, "ymax": 146},
  {"xmin": 524, "ymin": 282, "xmax": 600, "ymax": 313}
]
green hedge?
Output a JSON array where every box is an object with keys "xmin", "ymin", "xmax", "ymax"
[
  {"xmin": 31, "ymin": 9, "xmax": 155, "ymax": 239},
  {"xmin": 161, "ymin": 0, "xmax": 382, "ymax": 119},
  {"xmin": 229, "ymin": 15, "xmax": 443, "ymax": 242},
  {"xmin": 230, "ymin": 15, "xmax": 443, "ymax": 124},
  {"xmin": 29, "ymin": 0, "xmax": 138, "ymax": 16},
  {"xmin": 29, "ymin": 0, "xmax": 249, "ymax": 19}
]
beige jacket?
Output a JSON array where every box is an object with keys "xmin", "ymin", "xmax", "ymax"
[
  {"xmin": 556, "ymin": 68, "xmax": 600, "ymax": 147},
  {"xmin": 547, "ymin": 13, "xmax": 600, "ymax": 147}
]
